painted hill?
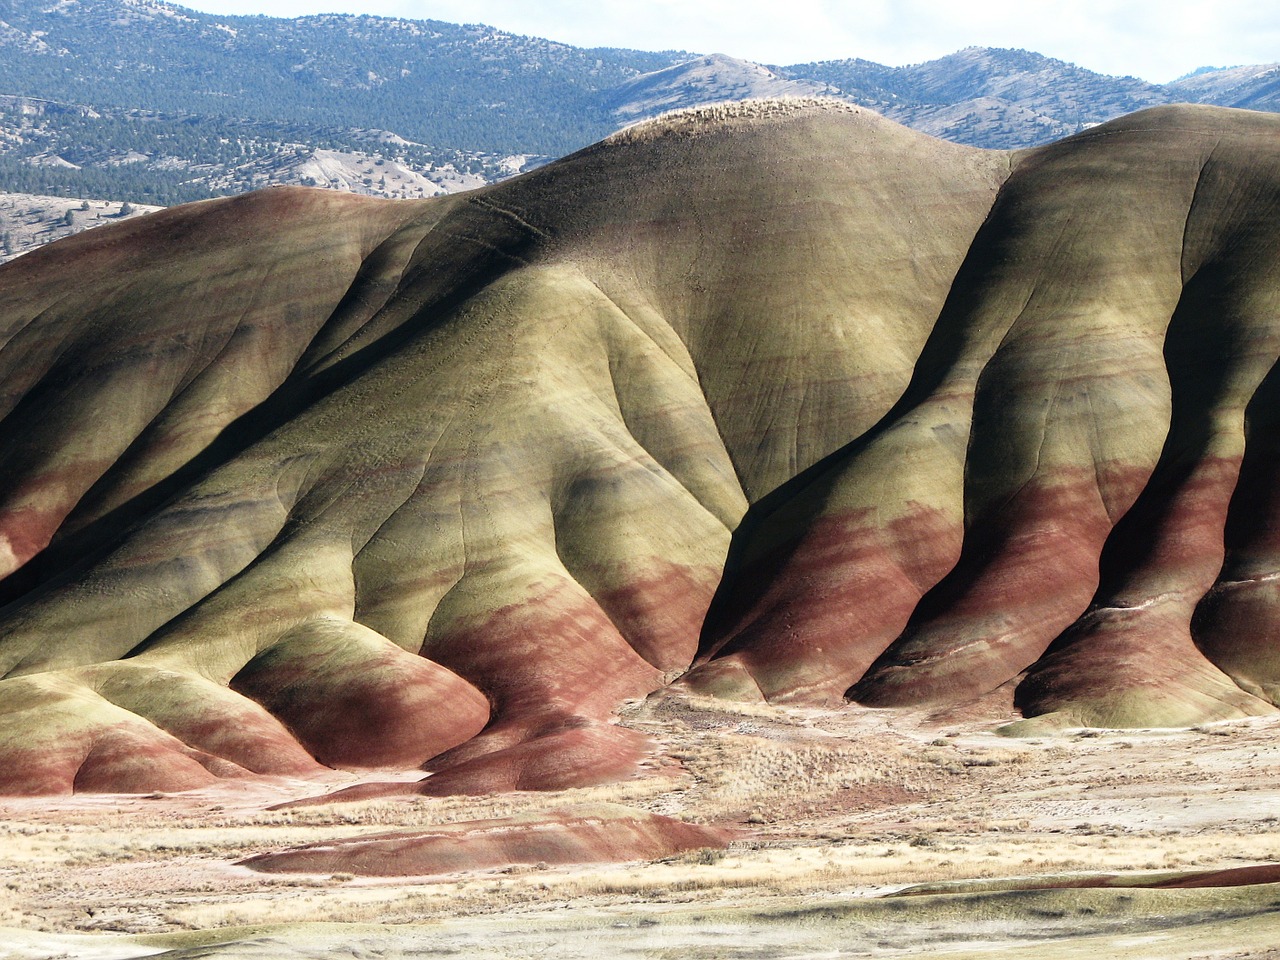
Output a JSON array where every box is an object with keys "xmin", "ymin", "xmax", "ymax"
[
  {"xmin": 240, "ymin": 804, "xmax": 734, "ymax": 876},
  {"xmin": 0, "ymin": 101, "xmax": 1278, "ymax": 797}
]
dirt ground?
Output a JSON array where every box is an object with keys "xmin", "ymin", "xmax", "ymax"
[{"xmin": 2, "ymin": 689, "xmax": 1280, "ymax": 958}]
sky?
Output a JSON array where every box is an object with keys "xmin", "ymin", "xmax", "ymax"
[{"xmin": 176, "ymin": 0, "xmax": 1280, "ymax": 84}]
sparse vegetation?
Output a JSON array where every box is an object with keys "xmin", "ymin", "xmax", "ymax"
[
  {"xmin": 0, "ymin": 3, "xmax": 1275, "ymax": 223},
  {"xmin": 2, "ymin": 697, "xmax": 1276, "ymax": 950},
  {"xmin": 607, "ymin": 97, "xmax": 863, "ymax": 144},
  {"xmin": 0, "ymin": 192, "xmax": 158, "ymax": 262}
]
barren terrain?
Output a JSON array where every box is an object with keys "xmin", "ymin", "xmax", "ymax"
[
  {"xmin": 2, "ymin": 692, "xmax": 1279, "ymax": 958},
  {"xmin": 2, "ymin": 101, "xmax": 1280, "ymax": 958}
]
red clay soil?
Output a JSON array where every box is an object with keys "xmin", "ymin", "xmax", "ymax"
[
  {"xmin": 240, "ymin": 803, "xmax": 734, "ymax": 876},
  {"xmin": 1050, "ymin": 862, "xmax": 1280, "ymax": 890},
  {"xmin": 687, "ymin": 504, "xmax": 962, "ymax": 706},
  {"xmin": 276, "ymin": 717, "xmax": 654, "ymax": 807},
  {"xmin": 231, "ymin": 625, "xmax": 490, "ymax": 770},
  {"xmin": 1145, "ymin": 864, "xmax": 1280, "ymax": 888},
  {"xmin": 1, "ymin": 723, "xmax": 227, "ymax": 796},
  {"xmin": 854, "ymin": 469, "xmax": 1150, "ymax": 709}
]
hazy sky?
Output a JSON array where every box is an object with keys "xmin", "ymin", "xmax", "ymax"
[{"xmin": 177, "ymin": 0, "xmax": 1279, "ymax": 83}]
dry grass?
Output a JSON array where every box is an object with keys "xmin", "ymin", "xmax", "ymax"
[
  {"xmin": 606, "ymin": 97, "xmax": 866, "ymax": 144},
  {"xmin": 2, "ymin": 691, "xmax": 1280, "ymax": 945}
]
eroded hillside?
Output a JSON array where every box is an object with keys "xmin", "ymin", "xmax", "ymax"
[{"xmin": 0, "ymin": 100, "xmax": 1277, "ymax": 798}]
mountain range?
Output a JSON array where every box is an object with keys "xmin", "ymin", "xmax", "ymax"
[{"xmin": 0, "ymin": 0, "xmax": 1277, "ymax": 223}]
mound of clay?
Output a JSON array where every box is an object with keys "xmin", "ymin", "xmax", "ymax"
[
  {"xmin": 0, "ymin": 101, "xmax": 1279, "ymax": 796},
  {"xmin": 239, "ymin": 804, "xmax": 733, "ymax": 876},
  {"xmin": 685, "ymin": 104, "xmax": 1280, "ymax": 731}
]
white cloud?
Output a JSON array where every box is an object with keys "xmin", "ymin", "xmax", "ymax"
[{"xmin": 179, "ymin": 0, "xmax": 1280, "ymax": 82}]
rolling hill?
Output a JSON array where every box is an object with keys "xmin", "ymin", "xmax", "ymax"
[{"xmin": 0, "ymin": 101, "xmax": 1278, "ymax": 798}]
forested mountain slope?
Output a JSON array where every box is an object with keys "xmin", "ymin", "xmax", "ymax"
[{"xmin": 0, "ymin": 1, "xmax": 1277, "ymax": 210}]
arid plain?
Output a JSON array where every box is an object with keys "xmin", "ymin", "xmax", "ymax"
[{"xmin": 3, "ymin": 690, "xmax": 1280, "ymax": 958}]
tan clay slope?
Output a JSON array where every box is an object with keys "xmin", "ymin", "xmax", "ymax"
[
  {"xmin": 688, "ymin": 105, "xmax": 1280, "ymax": 729},
  {"xmin": 3, "ymin": 102, "xmax": 1277, "ymax": 799},
  {"xmin": 0, "ymin": 101, "xmax": 1006, "ymax": 795}
]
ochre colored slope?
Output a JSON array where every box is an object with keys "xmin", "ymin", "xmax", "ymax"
[
  {"xmin": 1, "ymin": 102, "xmax": 1279, "ymax": 797},
  {"xmin": 692, "ymin": 105, "xmax": 1280, "ymax": 727},
  {"xmin": 240, "ymin": 804, "xmax": 734, "ymax": 876},
  {"xmin": 0, "ymin": 102, "xmax": 1004, "ymax": 795}
]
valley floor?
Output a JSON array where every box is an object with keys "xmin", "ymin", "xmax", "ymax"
[{"xmin": 2, "ymin": 692, "xmax": 1279, "ymax": 958}]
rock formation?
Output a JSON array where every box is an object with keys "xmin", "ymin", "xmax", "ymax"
[{"xmin": 0, "ymin": 100, "xmax": 1277, "ymax": 795}]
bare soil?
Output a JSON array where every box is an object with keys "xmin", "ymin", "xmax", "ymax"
[{"xmin": 2, "ymin": 689, "xmax": 1279, "ymax": 958}]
